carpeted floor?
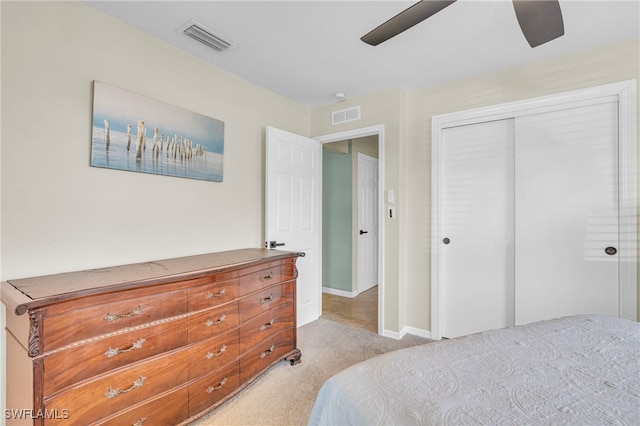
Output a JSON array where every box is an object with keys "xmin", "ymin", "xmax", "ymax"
[{"xmin": 191, "ymin": 318, "xmax": 432, "ymax": 425}]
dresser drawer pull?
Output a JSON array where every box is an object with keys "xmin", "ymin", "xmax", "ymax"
[
  {"xmin": 133, "ymin": 417, "xmax": 146, "ymax": 426},
  {"xmin": 207, "ymin": 377, "xmax": 228, "ymax": 393},
  {"xmin": 259, "ymin": 294, "xmax": 275, "ymax": 305},
  {"xmin": 206, "ymin": 287, "xmax": 226, "ymax": 299},
  {"xmin": 206, "ymin": 344, "xmax": 227, "ymax": 359},
  {"xmin": 260, "ymin": 345, "xmax": 276, "ymax": 359},
  {"xmin": 260, "ymin": 319, "xmax": 275, "ymax": 331},
  {"xmin": 105, "ymin": 376, "xmax": 146, "ymax": 399},
  {"xmin": 104, "ymin": 305, "xmax": 143, "ymax": 322},
  {"xmin": 205, "ymin": 315, "xmax": 226, "ymax": 327},
  {"xmin": 259, "ymin": 272, "xmax": 274, "ymax": 282},
  {"xmin": 105, "ymin": 338, "xmax": 146, "ymax": 358}
]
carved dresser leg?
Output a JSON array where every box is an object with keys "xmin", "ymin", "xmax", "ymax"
[{"xmin": 285, "ymin": 348, "xmax": 302, "ymax": 366}]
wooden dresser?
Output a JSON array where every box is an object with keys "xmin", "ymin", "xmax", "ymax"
[{"xmin": 1, "ymin": 248, "xmax": 303, "ymax": 425}]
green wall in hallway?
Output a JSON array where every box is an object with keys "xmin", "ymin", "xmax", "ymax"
[{"xmin": 322, "ymin": 148, "xmax": 352, "ymax": 292}]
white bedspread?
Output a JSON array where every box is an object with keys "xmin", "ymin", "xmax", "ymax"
[{"xmin": 308, "ymin": 315, "xmax": 640, "ymax": 425}]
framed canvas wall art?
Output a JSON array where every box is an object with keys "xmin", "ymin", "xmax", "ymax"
[{"xmin": 91, "ymin": 81, "xmax": 224, "ymax": 182}]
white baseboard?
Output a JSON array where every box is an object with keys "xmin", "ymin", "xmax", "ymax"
[
  {"xmin": 322, "ymin": 287, "xmax": 358, "ymax": 298},
  {"xmin": 322, "ymin": 287, "xmax": 434, "ymax": 341},
  {"xmin": 382, "ymin": 326, "xmax": 432, "ymax": 340},
  {"xmin": 401, "ymin": 326, "xmax": 432, "ymax": 340},
  {"xmin": 381, "ymin": 329, "xmax": 402, "ymax": 340}
]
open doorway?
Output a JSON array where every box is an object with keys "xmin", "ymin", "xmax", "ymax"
[{"xmin": 321, "ymin": 135, "xmax": 379, "ymax": 333}]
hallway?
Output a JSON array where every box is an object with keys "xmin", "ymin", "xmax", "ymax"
[{"xmin": 321, "ymin": 286, "xmax": 378, "ymax": 333}]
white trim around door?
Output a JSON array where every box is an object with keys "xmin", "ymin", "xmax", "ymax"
[
  {"xmin": 315, "ymin": 125, "xmax": 386, "ymax": 336},
  {"xmin": 431, "ymin": 80, "xmax": 638, "ymax": 340}
]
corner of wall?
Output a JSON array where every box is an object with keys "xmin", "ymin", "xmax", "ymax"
[
  {"xmin": 1, "ymin": 1, "xmax": 6, "ymax": 414},
  {"xmin": 0, "ymin": 304, "xmax": 5, "ymax": 417}
]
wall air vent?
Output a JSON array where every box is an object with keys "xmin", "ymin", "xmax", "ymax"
[
  {"xmin": 180, "ymin": 21, "xmax": 236, "ymax": 54},
  {"xmin": 332, "ymin": 106, "xmax": 361, "ymax": 125}
]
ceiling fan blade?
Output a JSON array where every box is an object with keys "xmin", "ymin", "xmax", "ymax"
[
  {"xmin": 361, "ymin": 0, "xmax": 457, "ymax": 46},
  {"xmin": 512, "ymin": 0, "xmax": 564, "ymax": 47}
]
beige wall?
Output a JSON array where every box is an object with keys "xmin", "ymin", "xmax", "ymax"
[
  {"xmin": 404, "ymin": 38, "xmax": 640, "ymax": 330},
  {"xmin": 312, "ymin": 38, "xmax": 639, "ymax": 335},
  {"xmin": 0, "ymin": 1, "xmax": 309, "ymax": 280},
  {"xmin": 1, "ymin": 2, "xmax": 637, "ymax": 351},
  {"xmin": 312, "ymin": 88, "xmax": 407, "ymax": 332},
  {"xmin": 0, "ymin": 1, "xmax": 4, "ymax": 414},
  {"xmin": 0, "ymin": 2, "xmax": 309, "ymax": 412}
]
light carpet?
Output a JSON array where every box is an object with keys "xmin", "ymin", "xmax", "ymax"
[{"xmin": 191, "ymin": 318, "xmax": 432, "ymax": 425}]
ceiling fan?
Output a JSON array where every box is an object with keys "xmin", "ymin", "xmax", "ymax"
[{"xmin": 361, "ymin": 0, "xmax": 564, "ymax": 48}]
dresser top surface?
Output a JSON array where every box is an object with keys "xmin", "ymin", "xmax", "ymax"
[{"xmin": 1, "ymin": 248, "xmax": 301, "ymax": 314}]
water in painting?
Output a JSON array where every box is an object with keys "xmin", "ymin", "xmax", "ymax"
[{"xmin": 91, "ymin": 81, "xmax": 224, "ymax": 182}]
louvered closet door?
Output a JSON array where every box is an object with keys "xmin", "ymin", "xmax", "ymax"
[
  {"xmin": 514, "ymin": 101, "xmax": 620, "ymax": 325},
  {"xmin": 442, "ymin": 119, "xmax": 515, "ymax": 338}
]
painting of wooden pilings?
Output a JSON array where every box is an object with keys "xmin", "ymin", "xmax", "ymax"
[{"xmin": 90, "ymin": 81, "xmax": 224, "ymax": 182}]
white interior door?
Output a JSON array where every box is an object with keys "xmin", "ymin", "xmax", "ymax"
[
  {"xmin": 515, "ymin": 102, "xmax": 620, "ymax": 324},
  {"xmin": 357, "ymin": 153, "xmax": 378, "ymax": 293},
  {"xmin": 441, "ymin": 119, "xmax": 515, "ymax": 338},
  {"xmin": 265, "ymin": 126, "xmax": 321, "ymax": 326}
]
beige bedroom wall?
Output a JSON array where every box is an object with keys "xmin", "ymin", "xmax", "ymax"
[
  {"xmin": 0, "ymin": 0, "xmax": 4, "ymax": 415},
  {"xmin": 405, "ymin": 38, "xmax": 640, "ymax": 330},
  {"xmin": 0, "ymin": 0, "xmax": 309, "ymax": 280},
  {"xmin": 311, "ymin": 88, "xmax": 407, "ymax": 333}
]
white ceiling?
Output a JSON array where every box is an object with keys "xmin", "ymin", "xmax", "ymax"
[{"xmin": 85, "ymin": 0, "xmax": 639, "ymax": 108}]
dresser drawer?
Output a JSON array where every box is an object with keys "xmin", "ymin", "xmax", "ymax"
[
  {"xmin": 3, "ymin": 249, "xmax": 302, "ymax": 425},
  {"xmin": 188, "ymin": 279, "xmax": 239, "ymax": 312},
  {"xmin": 96, "ymin": 386, "xmax": 189, "ymax": 426},
  {"xmin": 238, "ymin": 260, "xmax": 295, "ymax": 296},
  {"xmin": 43, "ymin": 317, "xmax": 188, "ymax": 396},
  {"xmin": 44, "ymin": 350, "xmax": 189, "ymax": 425},
  {"xmin": 239, "ymin": 328, "xmax": 295, "ymax": 383},
  {"xmin": 42, "ymin": 290, "xmax": 188, "ymax": 351},
  {"xmin": 238, "ymin": 282, "xmax": 294, "ymax": 323},
  {"xmin": 188, "ymin": 329, "xmax": 240, "ymax": 380},
  {"xmin": 239, "ymin": 303, "xmax": 295, "ymax": 353},
  {"xmin": 188, "ymin": 302, "xmax": 239, "ymax": 343},
  {"xmin": 189, "ymin": 361, "xmax": 239, "ymax": 417}
]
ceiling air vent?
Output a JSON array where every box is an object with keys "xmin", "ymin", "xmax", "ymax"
[
  {"xmin": 180, "ymin": 21, "xmax": 236, "ymax": 54},
  {"xmin": 332, "ymin": 106, "xmax": 361, "ymax": 125}
]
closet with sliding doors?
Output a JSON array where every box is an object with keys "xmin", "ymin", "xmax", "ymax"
[{"xmin": 431, "ymin": 81, "xmax": 637, "ymax": 339}]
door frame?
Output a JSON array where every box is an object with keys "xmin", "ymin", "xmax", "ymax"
[
  {"xmin": 315, "ymin": 125, "xmax": 385, "ymax": 335},
  {"xmin": 431, "ymin": 80, "xmax": 637, "ymax": 340}
]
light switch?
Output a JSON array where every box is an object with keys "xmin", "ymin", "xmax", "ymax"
[{"xmin": 387, "ymin": 190, "xmax": 395, "ymax": 204}]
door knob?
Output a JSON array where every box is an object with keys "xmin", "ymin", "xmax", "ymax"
[
  {"xmin": 604, "ymin": 246, "xmax": 617, "ymax": 255},
  {"xmin": 359, "ymin": 230, "xmax": 368, "ymax": 235},
  {"xmin": 267, "ymin": 241, "xmax": 286, "ymax": 249},
  {"xmin": 443, "ymin": 237, "xmax": 450, "ymax": 244}
]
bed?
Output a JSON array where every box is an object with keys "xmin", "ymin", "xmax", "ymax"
[{"xmin": 308, "ymin": 315, "xmax": 640, "ymax": 425}]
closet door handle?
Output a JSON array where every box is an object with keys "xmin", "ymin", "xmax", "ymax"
[
  {"xmin": 359, "ymin": 230, "xmax": 368, "ymax": 235},
  {"xmin": 443, "ymin": 237, "xmax": 450, "ymax": 244},
  {"xmin": 604, "ymin": 246, "xmax": 617, "ymax": 255}
]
